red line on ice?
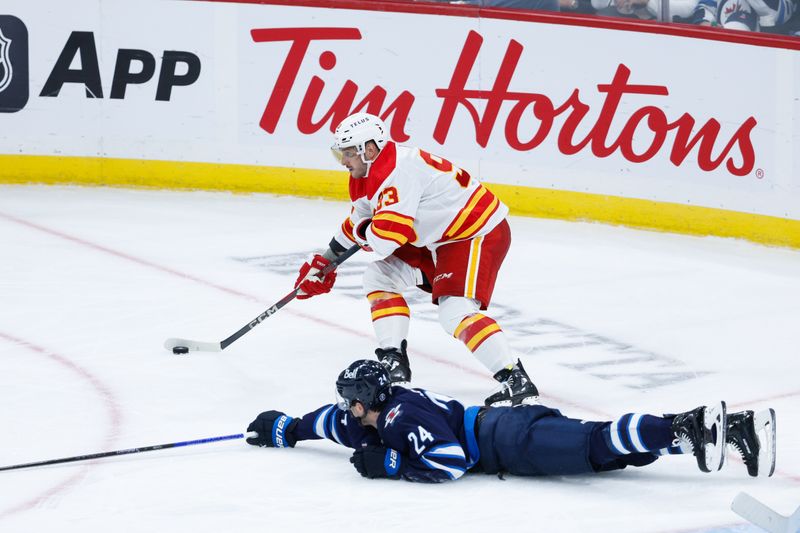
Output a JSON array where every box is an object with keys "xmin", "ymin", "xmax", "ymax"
[
  {"xmin": 0, "ymin": 209, "xmax": 607, "ymax": 416},
  {"xmin": 4, "ymin": 207, "xmax": 797, "ymax": 485},
  {"xmin": 0, "ymin": 332, "xmax": 123, "ymax": 519}
]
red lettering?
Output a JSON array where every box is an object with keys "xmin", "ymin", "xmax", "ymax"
[
  {"xmin": 668, "ymin": 115, "xmax": 757, "ymax": 176},
  {"xmin": 252, "ymin": 28, "xmax": 412, "ymax": 141},
  {"xmin": 589, "ymin": 65, "xmax": 669, "ymax": 157},
  {"xmin": 616, "ymin": 106, "xmax": 669, "ymax": 163},
  {"xmin": 505, "ymin": 94, "xmax": 554, "ymax": 151},
  {"xmin": 434, "ymin": 31, "xmax": 522, "ymax": 147},
  {"xmin": 250, "ymin": 28, "xmax": 362, "ymax": 133},
  {"xmin": 433, "ymin": 31, "xmax": 757, "ymax": 176},
  {"xmin": 251, "ymin": 27, "xmax": 757, "ymax": 177},
  {"xmin": 725, "ymin": 118, "xmax": 757, "ymax": 176}
]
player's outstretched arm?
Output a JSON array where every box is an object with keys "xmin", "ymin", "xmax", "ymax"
[
  {"xmin": 246, "ymin": 411, "xmax": 298, "ymax": 448},
  {"xmin": 246, "ymin": 405, "xmax": 381, "ymax": 450}
]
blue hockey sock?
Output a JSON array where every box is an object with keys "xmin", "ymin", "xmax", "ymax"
[
  {"xmin": 603, "ymin": 413, "xmax": 674, "ymax": 455},
  {"xmin": 656, "ymin": 444, "xmax": 687, "ymax": 455}
]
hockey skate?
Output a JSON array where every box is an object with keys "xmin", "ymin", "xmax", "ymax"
[
  {"xmin": 484, "ymin": 359, "xmax": 539, "ymax": 407},
  {"xmin": 671, "ymin": 401, "xmax": 726, "ymax": 473},
  {"xmin": 375, "ymin": 340, "xmax": 411, "ymax": 384},
  {"xmin": 726, "ymin": 409, "xmax": 776, "ymax": 477}
]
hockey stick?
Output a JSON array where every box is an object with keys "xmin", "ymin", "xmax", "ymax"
[
  {"xmin": 0, "ymin": 432, "xmax": 258, "ymax": 472},
  {"xmin": 731, "ymin": 492, "xmax": 800, "ymax": 533},
  {"xmin": 164, "ymin": 244, "xmax": 361, "ymax": 353}
]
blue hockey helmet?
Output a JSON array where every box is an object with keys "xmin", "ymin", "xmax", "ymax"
[{"xmin": 335, "ymin": 359, "xmax": 392, "ymax": 412}]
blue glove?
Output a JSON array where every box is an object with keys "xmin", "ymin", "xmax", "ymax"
[
  {"xmin": 246, "ymin": 410, "xmax": 297, "ymax": 448},
  {"xmin": 350, "ymin": 445, "xmax": 402, "ymax": 479}
]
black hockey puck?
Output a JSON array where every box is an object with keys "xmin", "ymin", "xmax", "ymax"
[{"xmin": 172, "ymin": 346, "xmax": 189, "ymax": 354}]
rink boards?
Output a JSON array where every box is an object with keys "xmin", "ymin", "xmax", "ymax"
[{"xmin": 0, "ymin": 0, "xmax": 799, "ymax": 247}]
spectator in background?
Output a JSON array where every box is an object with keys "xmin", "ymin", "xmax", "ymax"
[
  {"xmin": 591, "ymin": 0, "xmax": 718, "ymax": 24},
  {"xmin": 589, "ymin": 0, "xmax": 799, "ymax": 33},
  {"xmin": 425, "ymin": 0, "xmax": 799, "ymax": 36},
  {"xmin": 716, "ymin": 0, "xmax": 797, "ymax": 34},
  {"xmin": 429, "ymin": 0, "xmax": 598, "ymax": 13},
  {"xmin": 436, "ymin": 0, "xmax": 562, "ymax": 12}
]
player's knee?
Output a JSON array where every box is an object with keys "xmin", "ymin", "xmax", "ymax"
[
  {"xmin": 363, "ymin": 262, "xmax": 394, "ymax": 295},
  {"xmin": 363, "ymin": 258, "xmax": 416, "ymax": 296},
  {"xmin": 438, "ymin": 296, "xmax": 481, "ymax": 335}
]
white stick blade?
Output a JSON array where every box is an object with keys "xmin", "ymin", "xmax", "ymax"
[
  {"xmin": 732, "ymin": 492, "xmax": 791, "ymax": 533},
  {"xmin": 163, "ymin": 337, "xmax": 222, "ymax": 353}
]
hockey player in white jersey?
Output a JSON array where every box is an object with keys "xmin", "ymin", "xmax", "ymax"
[{"xmin": 293, "ymin": 112, "xmax": 538, "ymax": 407}]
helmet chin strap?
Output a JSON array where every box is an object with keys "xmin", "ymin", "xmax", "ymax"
[{"xmin": 358, "ymin": 143, "xmax": 380, "ymax": 177}]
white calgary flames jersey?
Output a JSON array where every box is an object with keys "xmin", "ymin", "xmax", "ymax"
[{"xmin": 332, "ymin": 142, "xmax": 509, "ymax": 259}]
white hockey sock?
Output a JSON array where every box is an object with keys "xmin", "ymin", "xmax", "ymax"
[
  {"xmin": 368, "ymin": 291, "xmax": 410, "ymax": 348},
  {"xmin": 438, "ymin": 297, "xmax": 512, "ymax": 374},
  {"xmin": 471, "ymin": 331, "xmax": 513, "ymax": 375},
  {"xmin": 452, "ymin": 313, "xmax": 512, "ymax": 374}
]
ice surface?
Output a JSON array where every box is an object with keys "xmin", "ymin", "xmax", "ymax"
[{"xmin": 0, "ymin": 185, "xmax": 798, "ymax": 532}]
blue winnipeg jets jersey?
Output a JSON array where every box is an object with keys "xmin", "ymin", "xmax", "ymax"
[{"xmin": 291, "ymin": 387, "xmax": 483, "ymax": 483}]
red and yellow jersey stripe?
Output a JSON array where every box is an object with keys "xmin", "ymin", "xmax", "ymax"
[
  {"xmin": 440, "ymin": 185, "xmax": 500, "ymax": 242},
  {"xmin": 341, "ymin": 215, "xmax": 356, "ymax": 243},
  {"xmin": 453, "ymin": 313, "xmax": 502, "ymax": 352},
  {"xmin": 371, "ymin": 210, "xmax": 418, "ymax": 247},
  {"xmin": 367, "ymin": 291, "xmax": 411, "ymax": 321}
]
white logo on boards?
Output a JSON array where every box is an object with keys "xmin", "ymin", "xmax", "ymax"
[{"xmin": 0, "ymin": 29, "xmax": 13, "ymax": 93}]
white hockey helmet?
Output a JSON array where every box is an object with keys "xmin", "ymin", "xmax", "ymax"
[{"xmin": 331, "ymin": 112, "xmax": 388, "ymax": 165}]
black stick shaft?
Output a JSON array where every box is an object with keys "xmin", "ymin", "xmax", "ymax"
[
  {"xmin": 219, "ymin": 244, "xmax": 360, "ymax": 349},
  {"xmin": 0, "ymin": 432, "xmax": 254, "ymax": 472}
]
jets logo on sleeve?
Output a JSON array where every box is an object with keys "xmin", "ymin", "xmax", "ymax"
[{"xmin": 384, "ymin": 404, "xmax": 402, "ymax": 427}]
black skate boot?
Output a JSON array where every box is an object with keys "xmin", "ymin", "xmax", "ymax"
[
  {"xmin": 727, "ymin": 409, "xmax": 776, "ymax": 477},
  {"xmin": 375, "ymin": 339, "xmax": 411, "ymax": 384},
  {"xmin": 670, "ymin": 401, "xmax": 726, "ymax": 473},
  {"xmin": 484, "ymin": 359, "xmax": 539, "ymax": 407}
]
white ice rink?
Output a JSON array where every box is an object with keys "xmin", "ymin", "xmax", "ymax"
[{"xmin": 1, "ymin": 185, "xmax": 798, "ymax": 532}]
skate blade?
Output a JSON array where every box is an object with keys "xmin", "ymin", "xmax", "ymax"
[
  {"xmin": 704, "ymin": 401, "xmax": 727, "ymax": 472},
  {"xmin": 754, "ymin": 408, "xmax": 777, "ymax": 477},
  {"xmin": 518, "ymin": 395, "xmax": 541, "ymax": 406},
  {"xmin": 487, "ymin": 395, "xmax": 540, "ymax": 408}
]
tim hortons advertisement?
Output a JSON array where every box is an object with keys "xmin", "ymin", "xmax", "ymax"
[{"xmin": 1, "ymin": 0, "xmax": 798, "ymax": 221}]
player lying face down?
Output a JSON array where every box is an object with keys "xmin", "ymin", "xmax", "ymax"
[{"xmin": 245, "ymin": 360, "xmax": 776, "ymax": 483}]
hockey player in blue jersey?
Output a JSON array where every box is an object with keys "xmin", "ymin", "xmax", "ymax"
[{"xmin": 245, "ymin": 360, "xmax": 776, "ymax": 482}]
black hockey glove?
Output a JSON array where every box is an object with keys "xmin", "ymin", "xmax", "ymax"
[
  {"xmin": 246, "ymin": 410, "xmax": 298, "ymax": 448},
  {"xmin": 350, "ymin": 445, "xmax": 402, "ymax": 479}
]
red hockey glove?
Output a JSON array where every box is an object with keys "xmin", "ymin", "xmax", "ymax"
[
  {"xmin": 294, "ymin": 254, "xmax": 336, "ymax": 300},
  {"xmin": 354, "ymin": 218, "xmax": 373, "ymax": 252}
]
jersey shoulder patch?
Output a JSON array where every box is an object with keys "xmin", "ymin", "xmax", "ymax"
[{"xmin": 384, "ymin": 404, "xmax": 403, "ymax": 428}]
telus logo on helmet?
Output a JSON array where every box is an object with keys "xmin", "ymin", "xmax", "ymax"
[{"xmin": 251, "ymin": 27, "xmax": 757, "ymax": 177}]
